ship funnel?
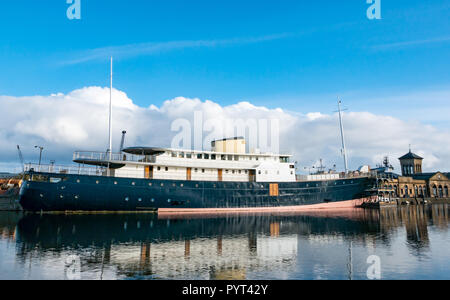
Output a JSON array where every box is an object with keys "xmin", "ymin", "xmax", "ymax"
[{"xmin": 120, "ymin": 131, "xmax": 127, "ymax": 152}]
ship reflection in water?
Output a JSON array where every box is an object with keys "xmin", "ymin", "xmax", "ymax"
[{"xmin": 0, "ymin": 205, "xmax": 448, "ymax": 280}]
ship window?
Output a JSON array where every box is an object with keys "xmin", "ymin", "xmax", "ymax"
[
  {"xmin": 96, "ymin": 180, "xmax": 99, "ymax": 184},
  {"xmin": 195, "ymin": 168, "xmax": 198, "ymax": 172},
  {"xmin": 138, "ymin": 198, "xmax": 142, "ymax": 202},
  {"xmin": 161, "ymin": 183, "xmax": 164, "ymax": 187},
  {"xmin": 232, "ymin": 170, "xmax": 235, "ymax": 174},
  {"xmin": 195, "ymin": 184, "xmax": 199, "ymax": 188},
  {"xmin": 125, "ymin": 197, "xmax": 129, "ymax": 202},
  {"xmin": 249, "ymin": 157, "xmax": 253, "ymax": 161},
  {"xmin": 77, "ymin": 179, "xmax": 80, "ymax": 183},
  {"xmin": 157, "ymin": 166, "xmax": 161, "ymax": 171},
  {"xmin": 165, "ymin": 167, "xmax": 169, "ymax": 171},
  {"xmin": 149, "ymin": 183, "xmax": 152, "ymax": 186},
  {"xmin": 204, "ymin": 154, "xmax": 209, "ymax": 159},
  {"xmin": 186, "ymin": 153, "xmax": 192, "ymax": 159},
  {"xmin": 258, "ymin": 171, "xmax": 261, "ymax": 175},
  {"xmin": 151, "ymin": 198, "xmax": 155, "ymax": 202},
  {"xmin": 225, "ymin": 170, "xmax": 229, "ymax": 174},
  {"xmin": 202, "ymin": 169, "xmax": 205, "ymax": 173},
  {"xmin": 171, "ymin": 152, "xmax": 177, "ymax": 158},
  {"xmin": 179, "ymin": 152, "xmax": 185, "ymax": 158},
  {"xmin": 221, "ymin": 155, "xmax": 226, "ymax": 161},
  {"xmin": 197, "ymin": 154, "xmax": 202, "ymax": 159},
  {"xmin": 132, "ymin": 182, "xmax": 136, "ymax": 186},
  {"xmin": 245, "ymin": 170, "xmax": 248, "ymax": 174},
  {"xmin": 256, "ymin": 157, "xmax": 259, "ymax": 161},
  {"xmin": 239, "ymin": 170, "xmax": 241, "ymax": 174},
  {"xmin": 75, "ymin": 195, "xmax": 79, "ymax": 199},
  {"xmin": 114, "ymin": 181, "xmax": 118, "ymax": 185},
  {"xmin": 211, "ymin": 154, "xmax": 216, "ymax": 160},
  {"xmin": 265, "ymin": 171, "xmax": 268, "ymax": 175},
  {"xmin": 180, "ymin": 184, "xmax": 184, "ymax": 187},
  {"xmin": 291, "ymin": 171, "xmax": 294, "ymax": 175},
  {"xmin": 234, "ymin": 156, "xmax": 239, "ymax": 161}
]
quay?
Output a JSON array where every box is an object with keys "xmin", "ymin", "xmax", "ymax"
[{"xmin": 360, "ymin": 197, "xmax": 450, "ymax": 209}]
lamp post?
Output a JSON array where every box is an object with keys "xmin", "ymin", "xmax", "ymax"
[{"xmin": 35, "ymin": 146, "xmax": 44, "ymax": 171}]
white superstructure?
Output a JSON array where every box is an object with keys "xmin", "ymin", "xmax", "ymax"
[{"xmin": 73, "ymin": 137, "xmax": 296, "ymax": 183}]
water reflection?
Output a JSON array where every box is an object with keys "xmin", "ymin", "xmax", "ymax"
[{"xmin": 0, "ymin": 205, "xmax": 448, "ymax": 280}]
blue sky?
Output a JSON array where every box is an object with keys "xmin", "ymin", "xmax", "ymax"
[
  {"xmin": 0, "ymin": 0, "xmax": 449, "ymax": 121},
  {"xmin": 1, "ymin": 1, "xmax": 450, "ymax": 172}
]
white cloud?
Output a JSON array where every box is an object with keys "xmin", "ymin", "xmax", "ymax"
[{"xmin": 1, "ymin": 86, "xmax": 450, "ymax": 174}]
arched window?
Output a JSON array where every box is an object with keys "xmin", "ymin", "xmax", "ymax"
[
  {"xmin": 438, "ymin": 186, "xmax": 443, "ymax": 198},
  {"xmin": 445, "ymin": 186, "xmax": 449, "ymax": 197},
  {"xmin": 433, "ymin": 185, "xmax": 437, "ymax": 197},
  {"xmin": 404, "ymin": 185, "xmax": 409, "ymax": 197},
  {"xmin": 419, "ymin": 186, "xmax": 423, "ymax": 196}
]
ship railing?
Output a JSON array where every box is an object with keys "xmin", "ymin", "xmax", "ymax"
[
  {"xmin": 24, "ymin": 163, "xmax": 106, "ymax": 176},
  {"xmin": 73, "ymin": 151, "xmax": 156, "ymax": 163}
]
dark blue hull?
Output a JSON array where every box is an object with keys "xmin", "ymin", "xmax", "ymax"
[{"xmin": 19, "ymin": 172, "xmax": 373, "ymax": 212}]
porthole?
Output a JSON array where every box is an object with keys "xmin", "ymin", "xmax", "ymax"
[
  {"xmin": 151, "ymin": 198, "xmax": 155, "ymax": 202},
  {"xmin": 75, "ymin": 195, "xmax": 79, "ymax": 199},
  {"xmin": 195, "ymin": 184, "xmax": 199, "ymax": 188},
  {"xmin": 76, "ymin": 179, "xmax": 80, "ymax": 183},
  {"xmin": 180, "ymin": 184, "xmax": 184, "ymax": 187},
  {"xmin": 96, "ymin": 181, "xmax": 99, "ymax": 184},
  {"xmin": 61, "ymin": 186, "xmax": 66, "ymax": 190},
  {"xmin": 138, "ymin": 198, "xmax": 142, "ymax": 202},
  {"xmin": 60, "ymin": 195, "xmax": 64, "ymax": 199},
  {"xmin": 149, "ymin": 183, "xmax": 152, "ymax": 186},
  {"xmin": 161, "ymin": 183, "xmax": 164, "ymax": 187},
  {"xmin": 173, "ymin": 183, "xmax": 176, "ymax": 187},
  {"xmin": 40, "ymin": 194, "xmax": 44, "ymax": 198},
  {"xmin": 125, "ymin": 197, "xmax": 129, "ymax": 202},
  {"xmin": 132, "ymin": 182, "xmax": 136, "ymax": 186},
  {"xmin": 114, "ymin": 181, "xmax": 118, "ymax": 185},
  {"xmin": 168, "ymin": 199, "xmax": 171, "ymax": 203}
]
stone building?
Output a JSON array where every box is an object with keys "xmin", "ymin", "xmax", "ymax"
[{"xmin": 376, "ymin": 150, "xmax": 450, "ymax": 200}]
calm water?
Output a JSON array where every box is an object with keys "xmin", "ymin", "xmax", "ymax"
[{"xmin": 0, "ymin": 205, "xmax": 448, "ymax": 280}]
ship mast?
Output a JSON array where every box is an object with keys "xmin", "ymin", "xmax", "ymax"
[
  {"xmin": 108, "ymin": 56, "xmax": 113, "ymax": 160},
  {"xmin": 337, "ymin": 99, "xmax": 349, "ymax": 173}
]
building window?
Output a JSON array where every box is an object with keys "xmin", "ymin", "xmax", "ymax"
[{"xmin": 445, "ymin": 186, "xmax": 449, "ymax": 197}]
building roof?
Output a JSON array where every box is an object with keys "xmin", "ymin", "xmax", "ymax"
[
  {"xmin": 399, "ymin": 151, "xmax": 423, "ymax": 160},
  {"xmin": 411, "ymin": 173, "xmax": 436, "ymax": 180}
]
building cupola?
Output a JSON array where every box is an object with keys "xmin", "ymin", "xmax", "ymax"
[{"xmin": 399, "ymin": 148, "xmax": 423, "ymax": 176}]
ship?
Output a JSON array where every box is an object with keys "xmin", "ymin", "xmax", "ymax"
[
  {"xmin": 19, "ymin": 136, "xmax": 374, "ymax": 212},
  {"xmin": 18, "ymin": 59, "xmax": 375, "ymax": 212}
]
